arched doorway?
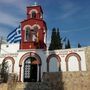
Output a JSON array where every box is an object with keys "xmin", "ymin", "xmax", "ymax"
[
  {"xmin": 19, "ymin": 52, "xmax": 41, "ymax": 82},
  {"xmin": 24, "ymin": 57, "xmax": 38, "ymax": 82}
]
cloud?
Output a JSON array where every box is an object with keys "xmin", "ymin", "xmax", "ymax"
[
  {"xmin": 59, "ymin": 1, "xmax": 74, "ymax": 11},
  {"xmin": 61, "ymin": 26, "xmax": 90, "ymax": 33},
  {"xmin": 0, "ymin": 0, "xmax": 16, "ymax": 3},
  {"xmin": 0, "ymin": 27, "xmax": 10, "ymax": 37},
  {"xmin": 0, "ymin": 0, "xmax": 34, "ymax": 38},
  {"xmin": 60, "ymin": 7, "xmax": 81, "ymax": 19},
  {"xmin": 0, "ymin": 0, "xmax": 32, "ymax": 26},
  {"xmin": 0, "ymin": 11, "xmax": 20, "ymax": 27},
  {"xmin": 57, "ymin": 1, "xmax": 82, "ymax": 20},
  {"xmin": 0, "ymin": 0, "xmax": 27, "ymax": 13}
]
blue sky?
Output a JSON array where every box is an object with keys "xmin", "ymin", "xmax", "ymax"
[{"xmin": 0, "ymin": 0, "xmax": 90, "ymax": 48}]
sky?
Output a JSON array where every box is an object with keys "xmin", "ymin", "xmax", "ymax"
[{"xmin": 0, "ymin": 0, "xmax": 90, "ymax": 48}]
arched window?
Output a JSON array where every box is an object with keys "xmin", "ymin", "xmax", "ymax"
[
  {"xmin": 33, "ymin": 26, "xmax": 38, "ymax": 32},
  {"xmin": 32, "ymin": 11, "xmax": 36, "ymax": 18},
  {"xmin": 32, "ymin": 26, "xmax": 38, "ymax": 42},
  {"xmin": 25, "ymin": 27, "xmax": 30, "ymax": 41}
]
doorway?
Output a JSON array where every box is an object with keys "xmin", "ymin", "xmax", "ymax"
[{"xmin": 24, "ymin": 57, "xmax": 38, "ymax": 82}]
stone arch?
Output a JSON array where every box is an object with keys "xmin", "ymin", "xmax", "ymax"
[
  {"xmin": 32, "ymin": 24, "xmax": 41, "ymax": 29},
  {"xmin": 19, "ymin": 52, "xmax": 41, "ymax": 66},
  {"xmin": 46, "ymin": 54, "xmax": 61, "ymax": 72},
  {"xmin": 23, "ymin": 25, "xmax": 32, "ymax": 30},
  {"xmin": 29, "ymin": 9, "xmax": 38, "ymax": 14},
  {"xmin": 29, "ymin": 9, "xmax": 38, "ymax": 19},
  {"xmin": 65, "ymin": 53, "xmax": 81, "ymax": 71},
  {"xmin": 19, "ymin": 52, "xmax": 42, "ymax": 82},
  {"xmin": 3, "ymin": 56, "xmax": 15, "ymax": 73}
]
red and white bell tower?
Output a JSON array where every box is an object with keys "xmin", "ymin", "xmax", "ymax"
[{"xmin": 20, "ymin": 4, "xmax": 47, "ymax": 49}]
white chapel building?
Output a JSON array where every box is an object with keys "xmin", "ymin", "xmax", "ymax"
[{"xmin": 0, "ymin": 4, "xmax": 86, "ymax": 82}]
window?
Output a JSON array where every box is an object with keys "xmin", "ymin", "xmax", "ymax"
[
  {"xmin": 25, "ymin": 27, "xmax": 30, "ymax": 41},
  {"xmin": 33, "ymin": 26, "xmax": 38, "ymax": 32},
  {"xmin": 32, "ymin": 26, "xmax": 38, "ymax": 42},
  {"xmin": 32, "ymin": 11, "xmax": 36, "ymax": 18}
]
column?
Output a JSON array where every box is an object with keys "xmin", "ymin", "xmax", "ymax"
[
  {"xmin": 79, "ymin": 61, "xmax": 81, "ymax": 71},
  {"xmin": 12, "ymin": 63, "xmax": 14, "ymax": 73},
  {"xmin": 66, "ymin": 61, "xmax": 68, "ymax": 71},
  {"xmin": 39, "ymin": 64, "xmax": 41, "ymax": 82},
  {"xmin": 47, "ymin": 62, "xmax": 49, "ymax": 72},
  {"xmin": 59, "ymin": 62, "xmax": 61, "ymax": 71},
  {"xmin": 19, "ymin": 65, "xmax": 22, "ymax": 82},
  {"xmin": 37, "ymin": 65, "xmax": 39, "ymax": 81}
]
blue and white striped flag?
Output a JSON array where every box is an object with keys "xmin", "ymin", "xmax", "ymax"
[{"xmin": 7, "ymin": 26, "xmax": 21, "ymax": 43}]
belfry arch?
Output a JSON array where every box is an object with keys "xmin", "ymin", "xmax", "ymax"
[{"xmin": 19, "ymin": 52, "xmax": 42, "ymax": 82}]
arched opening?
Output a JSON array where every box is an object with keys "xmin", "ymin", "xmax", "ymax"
[
  {"xmin": 32, "ymin": 11, "xmax": 36, "ymax": 18},
  {"xmin": 33, "ymin": 26, "xmax": 38, "ymax": 31},
  {"xmin": 19, "ymin": 52, "xmax": 42, "ymax": 82},
  {"xmin": 6, "ymin": 60, "xmax": 13, "ymax": 73},
  {"xmin": 49, "ymin": 57, "xmax": 59, "ymax": 72},
  {"xmin": 47, "ymin": 54, "xmax": 61, "ymax": 72},
  {"xmin": 3, "ymin": 57, "xmax": 15, "ymax": 73},
  {"xmin": 68, "ymin": 56, "xmax": 79, "ymax": 71},
  {"xmin": 24, "ymin": 57, "xmax": 38, "ymax": 82},
  {"xmin": 25, "ymin": 27, "xmax": 30, "ymax": 41},
  {"xmin": 65, "ymin": 53, "xmax": 81, "ymax": 71},
  {"xmin": 32, "ymin": 26, "xmax": 38, "ymax": 42}
]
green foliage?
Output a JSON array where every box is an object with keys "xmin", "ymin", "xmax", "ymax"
[
  {"xmin": 1, "ymin": 60, "xmax": 8, "ymax": 83},
  {"xmin": 49, "ymin": 28, "xmax": 62, "ymax": 50},
  {"xmin": 65, "ymin": 39, "xmax": 71, "ymax": 49},
  {"xmin": 78, "ymin": 43, "xmax": 81, "ymax": 48},
  {"xmin": 57, "ymin": 28, "xmax": 62, "ymax": 49}
]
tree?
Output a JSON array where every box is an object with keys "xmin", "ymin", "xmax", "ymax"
[
  {"xmin": 1, "ymin": 60, "xmax": 8, "ymax": 83},
  {"xmin": 67, "ymin": 39, "xmax": 71, "ymax": 48},
  {"xmin": 49, "ymin": 28, "xmax": 57, "ymax": 50},
  {"xmin": 65, "ymin": 39, "xmax": 71, "ymax": 49},
  {"xmin": 56, "ymin": 28, "xmax": 62, "ymax": 49},
  {"xmin": 48, "ymin": 28, "xmax": 62, "ymax": 50},
  {"xmin": 78, "ymin": 43, "xmax": 81, "ymax": 48},
  {"xmin": 65, "ymin": 43, "xmax": 68, "ymax": 49}
]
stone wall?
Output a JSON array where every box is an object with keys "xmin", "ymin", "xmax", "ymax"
[
  {"xmin": 0, "ymin": 84, "xmax": 7, "ymax": 90},
  {"xmin": 85, "ymin": 46, "xmax": 90, "ymax": 71},
  {"xmin": 42, "ymin": 71, "xmax": 90, "ymax": 90},
  {"xmin": 0, "ymin": 71, "xmax": 90, "ymax": 90}
]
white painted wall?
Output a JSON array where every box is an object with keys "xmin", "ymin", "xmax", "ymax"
[
  {"xmin": 1, "ymin": 43, "xmax": 19, "ymax": 54},
  {"xmin": 0, "ymin": 43, "xmax": 87, "ymax": 82}
]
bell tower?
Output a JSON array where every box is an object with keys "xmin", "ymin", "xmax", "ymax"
[{"xmin": 20, "ymin": 4, "xmax": 47, "ymax": 49}]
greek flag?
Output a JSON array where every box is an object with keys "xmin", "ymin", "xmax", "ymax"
[{"xmin": 7, "ymin": 26, "xmax": 21, "ymax": 43}]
